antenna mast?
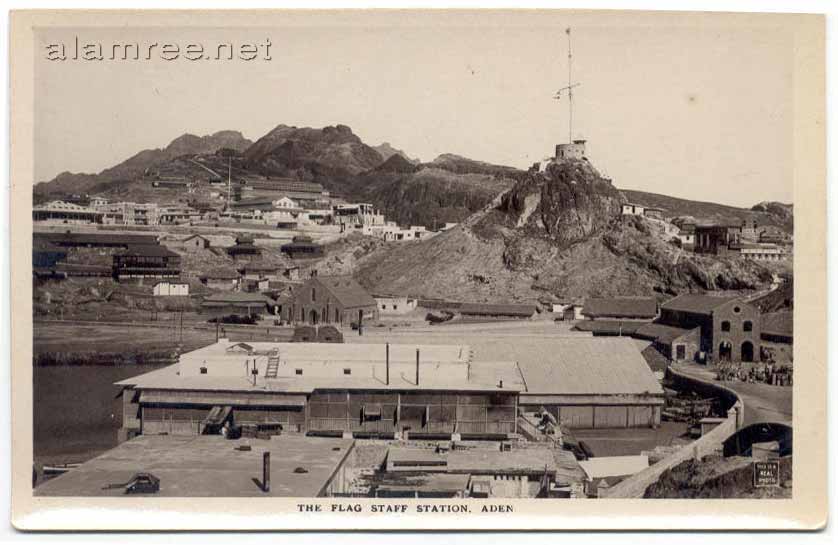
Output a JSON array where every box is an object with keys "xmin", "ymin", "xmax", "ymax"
[
  {"xmin": 554, "ymin": 27, "xmax": 580, "ymax": 145},
  {"xmin": 567, "ymin": 27, "xmax": 573, "ymax": 143}
]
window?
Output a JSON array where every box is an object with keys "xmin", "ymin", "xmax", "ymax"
[
  {"xmin": 743, "ymin": 320, "xmax": 753, "ymax": 332},
  {"xmin": 343, "ymin": 368, "xmax": 351, "ymax": 375},
  {"xmin": 733, "ymin": 306, "xmax": 741, "ymax": 314},
  {"xmin": 311, "ymin": 287, "xmax": 316, "ymax": 301},
  {"xmin": 393, "ymin": 305, "xmax": 398, "ymax": 310},
  {"xmin": 199, "ymin": 367, "xmax": 208, "ymax": 374},
  {"xmin": 295, "ymin": 369, "xmax": 303, "ymax": 376},
  {"xmin": 721, "ymin": 321, "xmax": 731, "ymax": 332}
]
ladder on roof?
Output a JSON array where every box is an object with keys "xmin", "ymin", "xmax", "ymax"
[{"xmin": 264, "ymin": 355, "xmax": 280, "ymax": 379}]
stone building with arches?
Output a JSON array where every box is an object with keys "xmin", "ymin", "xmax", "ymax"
[
  {"xmin": 658, "ymin": 294, "xmax": 761, "ymax": 364},
  {"xmin": 288, "ymin": 275, "xmax": 379, "ymax": 327}
]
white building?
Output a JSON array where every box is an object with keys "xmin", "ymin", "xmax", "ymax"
[
  {"xmin": 737, "ymin": 243, "xmax": 788, "ymax": 261},
  {"xmin": 153, "ymin": 281, "xmax": 190, "ymax": 296},
  {"xmin": 621, "ymin": 203, "xmax": 645, "ymax": 216},
  {"xmin": 375, "ymin": 295, "xmax": 419, "ymax": 315},
  {"xmin": 272, "ymin": 196, "xmax": 300, "ymax": 209}
]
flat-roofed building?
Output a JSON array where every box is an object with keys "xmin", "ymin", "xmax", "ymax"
[
  {"xmin": 153, "ymin": 281, "xmax": 189, "ymax": 296},
  {"xmin": 116, "ymin": 340, "xmax": 522, "ymax": 440},
  {"xmin": 35, "ymin": 434, "xmax": 355, "ymax": 497},
  {"xmin": 375, "ymin": 294, "xmax": 419, "ymax": 315}
]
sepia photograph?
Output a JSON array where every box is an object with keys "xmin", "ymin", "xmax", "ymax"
[{"xmin": 6, "ymin": 6, "xmax": 828, "ymax": 532}]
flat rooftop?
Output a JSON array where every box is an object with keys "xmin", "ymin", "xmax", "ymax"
[
  {"xmin": 35, "ymin": 434, "xmax": 354, "ymax": 497},
  {"xmin": 182, "ymin": 340, "xmax": 473, "ymax": 365}
]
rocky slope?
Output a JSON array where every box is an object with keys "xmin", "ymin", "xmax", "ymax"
[
  {"xmin": 354, "ymin": 157, "xmax": 521, "ymax": 228},
  {"xmin": 34, "ymin": 130, "xmax": 252, "ymax": 201},
  {"xmin": 623, "ymin": 190, "xmax": 793, "ymax": 234},
  {"xmin": 354, "ymin": 158, "xmax": 775, "ymax": 302}
]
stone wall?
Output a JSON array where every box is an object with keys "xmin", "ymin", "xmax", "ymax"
[{"xmin": 600, "ymin": 367, "xmax": 744, "ymax": 498}]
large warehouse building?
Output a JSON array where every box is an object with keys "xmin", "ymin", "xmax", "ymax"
[{"xmin": 116, "ymin": 336, "xmax": 664, "ymax": 440}]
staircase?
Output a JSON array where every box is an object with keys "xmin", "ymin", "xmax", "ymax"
[{"xmin": 265, "ymin": 355, "xmax": 280, "ymax": 379}]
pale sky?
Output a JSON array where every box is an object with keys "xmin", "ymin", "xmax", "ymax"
[{"xmin": 34, "ymin": 12, "xmax": 795, "ymax": 206}]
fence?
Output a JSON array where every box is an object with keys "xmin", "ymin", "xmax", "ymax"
[{"xmin": 600, "ymin": 366, "xmax": 744, "ymax": 498}]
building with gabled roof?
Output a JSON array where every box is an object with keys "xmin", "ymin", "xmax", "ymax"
[
  {"xmin": 288, "ymin": 275, "xmax": 378, "ymax": 326},
  {"xmin": 200, "ymin": 267, "xmax": 241, "ymax": 291},
  {"xmin": 201, "ymin": 292, "xmax": 277, "ymax": 316},
  {"xmin": 659, "ymin": 294, "xmax": 760, "ymax": 363}
]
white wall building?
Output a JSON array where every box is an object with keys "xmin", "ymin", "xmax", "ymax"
[
  {"xmin": 153, "ymin": 281, "xmax": 190, "ymax": 296},
  {"xmin": 375, "ymin": 295, "xmax": 419, "ymax": 315}
]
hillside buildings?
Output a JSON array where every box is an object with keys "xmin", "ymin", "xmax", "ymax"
[{"xmin": 32, "ymin": 201, "xmax": 103, "ymax": 224}]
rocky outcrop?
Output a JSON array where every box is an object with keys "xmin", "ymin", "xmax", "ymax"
[{"xmin": 243, "ymin": 124, "xmax": 384, "ymax": 178}]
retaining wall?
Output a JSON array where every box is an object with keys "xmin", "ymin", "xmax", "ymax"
[{"xmin": 600, "ymin": 366, "xmax": 744, "ymax": 498}]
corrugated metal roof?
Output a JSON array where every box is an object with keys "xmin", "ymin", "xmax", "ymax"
[
  {"xmin": 119, "ymin": 244, "xmax": 180, "ymax": 258},
  {"xmin": 660, "ymin": 294, "xmax": 741, "ymax": 315},
  {"xmin": 469, "ymin": 337, "xmax": 663, "ymax": 396},
  {"xmin": 458, "ymin": 303, "xmax": 537, "ymax": 317},
  {"xmin": 634, "ymin": 323, "xmax": 698, "ymax": 344},
  {"xmin": 582, "ymin": 297, "xmax": 658, "ymax": 319},
  {"xmin": 201, "ymin": 267, "xmax": 240, "ymax": 280}
]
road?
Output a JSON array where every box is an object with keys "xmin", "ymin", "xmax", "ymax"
[{"xmin": 673, "ymin": 363, "xmax": 792, "ymax": 426}]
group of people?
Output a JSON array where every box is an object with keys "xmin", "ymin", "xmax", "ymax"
[{"xmin": 715, "ymin": 362, "xmax": 793, "ymax": 386}]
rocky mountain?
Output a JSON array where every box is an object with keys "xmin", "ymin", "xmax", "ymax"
[
  {"xmin": 243, "ymin": 124, "xmax": 384, "ymax": 188},
  {"xmin": 372, "ymin": 142, "xmax": 420, "ymax": 165},
  {"xmin": 34, "ymin": 130, "xmax": 252, "ymax": 201},
  {"xmin": 354, "ymin": 158, "xmax": 776, "ymax": 302},
  {"xmin": 751, "ymin": 201, "xmax": 793, "ymax": 226}
]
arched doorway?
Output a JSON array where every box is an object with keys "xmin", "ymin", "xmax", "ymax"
[
  {"xmin": 741, "ymin": 341, "xmax": 754, "ymax": 362},
  {"xmin": 718, "ymin": 341, "xmax": 732, "ymax": 362},
  {"xmin": 309, "ymin": 309, "xmax": 319, "ymax": 325}
]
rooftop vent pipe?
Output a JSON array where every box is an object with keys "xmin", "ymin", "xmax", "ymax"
[
  {"xmin": 415, "ymin": 348, "xmax": 420, "ymax": 386},
  {"xmin": 385, "ymin": 343, "xmax": 390, "ymax": 385}
]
